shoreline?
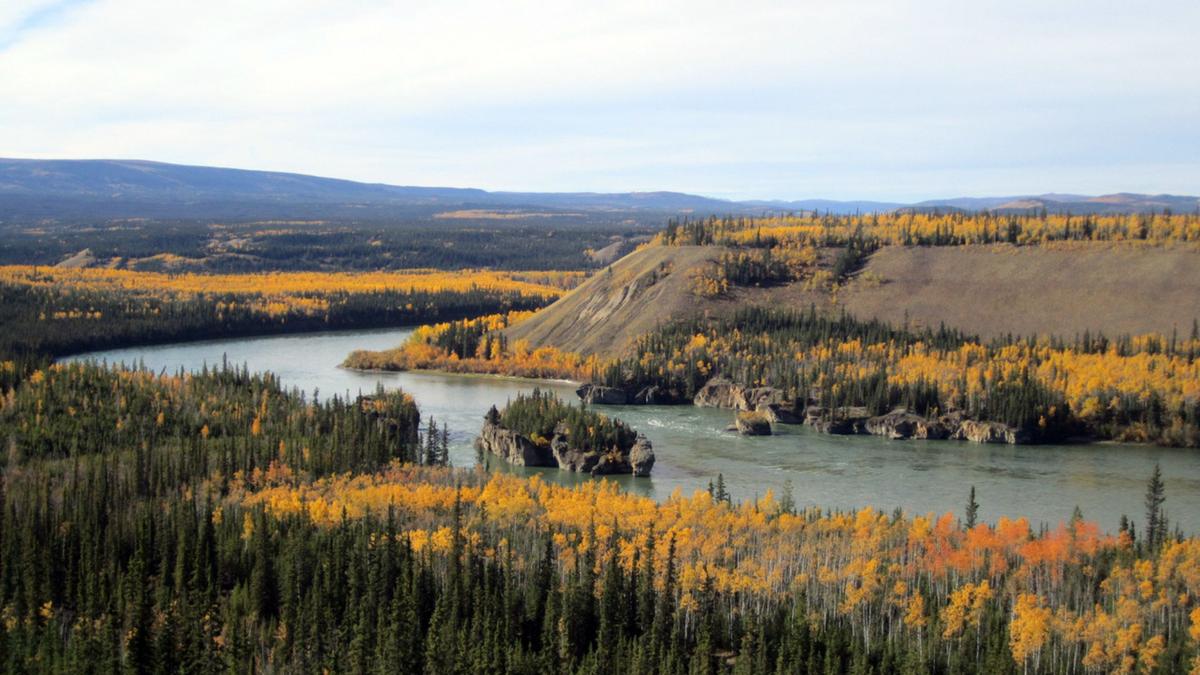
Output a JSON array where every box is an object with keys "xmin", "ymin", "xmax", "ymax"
[
  {"xmin": 338, "ymin": 363, "xmax": 584, "ymax": 389},
  {"xmin": 63, "ymin": 327, "xmax": 1168, "ymax": 451},
  {"xmin": 45, "ymin": 328, "xmax": 1198, "ymax": 532},
  {"xmin": 346, "ymin": 364, "xmax": 1182, "ymax": 450},
  {"xmin": 347, "ymin": 363, "xmax": 1159, "ymax": 448},
  {"xmin": 57, "ymin": 322, "xmax": 423, "ymax": 364}
]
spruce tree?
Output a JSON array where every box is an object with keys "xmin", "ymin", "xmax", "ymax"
[
  {"xmin": 714, "ymin": 474, "xmax": 729, "ymax": 504},
  {"xmin": 965, "ymin": 486, "xmax": 979, "ymax": 529},
  {"xmin": 249, "ymin": 512, "xmax": 279, "ymax": 620},
  {"xmin": 1144, "ymin": 463, "xmax": 1166, "ymax": 550},
  {"xmin": 439, "ymin": 423, "xmax": 451, "ymax": 466},
  {"xmin": 423, "ymin": 419, "xmax": 441, "ymax": 466}
]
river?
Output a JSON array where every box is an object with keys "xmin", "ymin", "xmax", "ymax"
[{"xmin": 65, "ymin": 327, "xmax": 1200, "ymax": 533}]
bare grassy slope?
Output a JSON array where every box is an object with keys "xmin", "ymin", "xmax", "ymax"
[
  {"xmin": 510, "ymin": 242, "xmax": 1200, "ymax": 359},
  {"xmin": 505, "ymin": 245, "xmax": 726, "ymax": 357},
  {"xmin": 506, "ymin": 244, "xmax": 838, "ymax": 357},
  {"xmin": 842, "ymin": 244, "xmax": 1200, "ymax": 338}
]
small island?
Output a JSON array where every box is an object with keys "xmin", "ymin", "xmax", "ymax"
[{"xmin": 476, "ymin": 389, "xmax": 655, "ymax": 476}]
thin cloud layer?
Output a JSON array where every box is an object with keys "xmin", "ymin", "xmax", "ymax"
[{"xmin": 1, "ymin": 0, "xmax": 1197, "ymax": 200}]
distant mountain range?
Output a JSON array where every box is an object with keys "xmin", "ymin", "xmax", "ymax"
[
  {"xmin": 1, "ymin": 158, "xmax": 1196, "ymax": 221},
  {"xmin": 745, "ymin": 193, "xmax": 1200, "ymax": 215}
]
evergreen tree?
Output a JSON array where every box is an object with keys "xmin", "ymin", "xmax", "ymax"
[
  {"xmin": 1143, "ymin": 463, "xmax": 1166, "ymax": 550},
  {"xmin": 249, "ymin": 512, "xmax": 279, "ymax": 621},
  {"xmin": 714, "ymin": 474, "xmax": 729, "ymax": 504},
  {"xmin": 965, "ymin": 486, "xmax": 979, "ymax": 529}
]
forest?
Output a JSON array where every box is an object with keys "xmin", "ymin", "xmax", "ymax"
[
  {"xmin": 342, "ymin": 212, "xmax": 1200, "ymax": 447},
  {"xmin": 0, "ymin": 219, "xmax": 654, "ymax": 272},
  {"xmin": 2, "ymin": 361, "xmax": 1199, "ymax": 673},
  {"xmin": 2, "ymin": 208, "xmax": 1199, "ymax": 672},
  {"xmin": 0, "ymin": 266, "xmax": 576, "ymax": 366},
  {"xmin": 343, "ymin": 311, "xmax": 604, "ymax": 381},
  {"xmin": 348, "ymin": 307, "xmax": 1200, "ymax": 447},
  {"xmin": 660, "ymin": 212, "xmax": 1200, "ymax": 295},
  {"xmin": 658, "ymin": 212, "xmax": 1200, "ymax": 250}
]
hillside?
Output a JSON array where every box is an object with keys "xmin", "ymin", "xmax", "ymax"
[
  {"xmin": 503, "ymin": 244, "xmax": 840, "ymax": 357},
  {"xmin": 1, "ymin": 158, "xmax": 1194, "ymax": 222},
  {"xmin": 0, "ymin": 158, "xmax": 483, "ymax": 203},
  {"xmin": 0, "ymin": 158, "xmax": 744, "ymax": 221},
  {"xmin": 505, "ymin": 245, "xmax": 727, "ymax": 357},
  {"xmin": 343, "ymin": 213, "xmax": 1200, "ymax": 447},
  {"xmin": 506, "ymin": 242, "xmax": 1200, "ymax": 358},
  {"xmin": 841, "ymin": 244, "xmax": 1200, "ymax": 339}
]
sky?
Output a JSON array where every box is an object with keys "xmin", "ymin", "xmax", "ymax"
[{"xmin": 1, "ymin": 0, "xmax": 1198, "ymax": 201}]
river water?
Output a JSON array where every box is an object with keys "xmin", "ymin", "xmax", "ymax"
[{"xmin": 66, "ymin": 327, "xmax": 1200, "ymax": 533}]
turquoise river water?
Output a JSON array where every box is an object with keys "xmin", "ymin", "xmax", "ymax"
[{"xmin": 66, "ymin": 327, "xmax": 1200, "ymax": 533}]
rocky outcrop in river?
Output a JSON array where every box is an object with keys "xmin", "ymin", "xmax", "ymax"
[
  {"xmin": 475, "ymin": 417, "xmax": 554, "ymax": 465},
  {"xmin": 733, "ymin": 411, "xmax": 773, "ymax": 435},
  {"xmin": 476, "ymin": 415, "xmax": 655, "ymax": 476},
  {"xmin": 551, "ymin": 428, "xmax": 656, "ymax": 476},
  {"xmin": 572, "ymin": 374, "xmax": 1035, "ymax": 445},
  {"xmin": 692, "ymin": 376, "xmax": 1034, "ymax": 444},
  {"xmin": 627, "ymin": 436, "xmax": 656, "ymax": 476}
]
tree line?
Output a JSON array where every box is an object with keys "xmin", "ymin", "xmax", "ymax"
[
  {"xmin": 0, "ymin": 219, "xmax": 656, "ymax": 272},
  {"xmin": 595, "ymin": 306, "xmax": 1197, "ymax": 444},
  {"xmin": 659, "ymin": 212, "xmax": 1200, "ymax": 249},
  {"xmin": 0, "ymin": 267, "xmax": 567, "ymax": 370},
  {"xmin": 364, "ymin": 304, "xmax": 1199, "ymax": 446}
]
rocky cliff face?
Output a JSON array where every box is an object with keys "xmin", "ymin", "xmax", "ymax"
[
  {"xmin": 476, "ymin": 419, "xmax": 655, "ymax": 476},
  {"xmin": 951, "ymin": 419, "xmax": 1031, "ymax": 444},
  {"xmin": 742, "ymin": 387, "xmax": 786, "ymax": 410},
  {"xmin": 693, "ymin": 377, "xmax": 745, "ymax": 409},
  {"xmin": 864, "ymin": 410, "xmax": 948, "ymax": 440},
  {"xmin": 756, "ymin": 402, "xmax": 803, "ymax": 424},
  {"xmin": 576, "ymin": 384, "xmax": 629, "ymax": 405},
  {"xmin": 627, "ymin": 436, "xmax": 655, "ymax": 476},
  {"xmin": 805, "ymin": 406, "xmax": 871, "ymax": 434},
  {"xmin": 552, "ymin": 433, "xmax": 656, "ymax": 476},
  {"xmin": 474, "ymin": 420, "xmax": 555, "ymax": 466},
  {"xmin": 576, "ymin": 383, "xmax": 684, "ymax": 406}
]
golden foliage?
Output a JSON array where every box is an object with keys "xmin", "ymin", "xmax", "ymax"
[
  {"xmin": 344, "ymin": 311, "xmax": 606, "ymax": 380},
  {"xmin": 0, "ymin": 266, "xmax": 578, "ymax": 319},
  {"xmin": 225, "ymin": 463, "xmax": 1200, "ymax": 670},
  {"xmin": 658, "ymin": 212, "xmax": 1200, "ymax": 248}
]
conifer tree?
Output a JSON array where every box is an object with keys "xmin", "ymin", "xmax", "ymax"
[
  {"xmin": 965, "ymin": 486, "xmax": 979, "ymax": 529},
  {"xmin": 1144, "ymin": 463, "xmax": 1166, "ymax": 550}
]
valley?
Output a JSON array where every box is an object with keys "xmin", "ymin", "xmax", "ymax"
[
  {"xmin": 7, "ymin": 2, "xmax": 1200, "ymax": 669},
  {"xmin": 347, "ymin": 212, "xmax": 1200, "ymax": 450},
  {"xmin": 65, "ymin": 327, "xmax": 1200, "ymax": 531},
  {"xmin": 6, "ymin": 207, "xmax": 1199, "ymax": 674}
]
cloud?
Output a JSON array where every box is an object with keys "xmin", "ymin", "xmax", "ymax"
[
  {"xmin": 0, "ymin": 0, "xmax": 1197, "ymax": 200},
  {"xmin": 0, "ymin": 0, "xmax": 86, "ymax": 48}
]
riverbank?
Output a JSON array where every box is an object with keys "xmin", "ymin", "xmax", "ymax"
[
  {"xmin": 347, "ymin": 361, "xmax": 1133, "ymax": 448},
  {"xmin": 341, "ymin": 363, "xmax": 583, "ymax": 388},
  {"xmin": 62, "ymin": 327, "xmax": 1200, "ymax": 532}
]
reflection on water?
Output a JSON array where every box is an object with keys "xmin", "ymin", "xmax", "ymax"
[{"xmin": 65, "ymin": 327, "xmax": 1200, "ymax": 533}]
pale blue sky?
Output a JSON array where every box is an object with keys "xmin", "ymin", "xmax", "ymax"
[{"xmin": 1, "ymin": 0, "xmax": 1197, "ymax": 201}]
